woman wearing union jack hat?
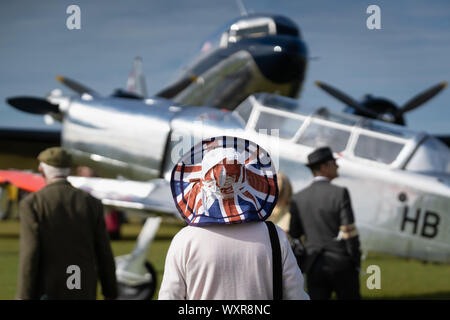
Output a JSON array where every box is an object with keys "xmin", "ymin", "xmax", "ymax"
[{"xmin": 158, "ymin": 136, "xmax": 309, "ymax": 300}]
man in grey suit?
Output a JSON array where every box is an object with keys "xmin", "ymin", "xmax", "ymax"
[
  {"xmin": 289, "ymin": 146, "xmax": 361, "ymax": 300},
  {"xmin": 17, "ymin": 147, "xmax": 117, "ymax": 300}
]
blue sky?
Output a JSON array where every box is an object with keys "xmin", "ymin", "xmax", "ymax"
[{"xmin": 0, "ymin": 0, "xmax": 449, "ymax": 133}]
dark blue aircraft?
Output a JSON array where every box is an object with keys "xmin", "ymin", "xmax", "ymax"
[{"xmin": 4, "ymin": 13, "xmax": 308, "ymax": 164}]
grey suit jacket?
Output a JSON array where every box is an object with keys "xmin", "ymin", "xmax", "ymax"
[{"xmin": 289, "ymin": 180, "xmax": 361, "ymax": 267}]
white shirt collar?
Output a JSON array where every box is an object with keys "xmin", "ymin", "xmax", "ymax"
[{"xmin": 312, "ymin": 176, "xmax": 330, "ymax": 182}]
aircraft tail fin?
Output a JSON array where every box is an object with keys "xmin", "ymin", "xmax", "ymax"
[{"xmin": 126, "ymin": 57, "xmax": 148, "ymax": 98}]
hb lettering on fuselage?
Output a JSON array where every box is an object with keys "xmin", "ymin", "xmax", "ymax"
[{"xmin": 400, "ymin": 207, "xmax": 440, "ymax": 239}]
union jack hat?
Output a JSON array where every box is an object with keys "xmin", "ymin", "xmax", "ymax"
[{"xmin": 170, "ymin": 136, "xmax": 279, "ymax": 226}]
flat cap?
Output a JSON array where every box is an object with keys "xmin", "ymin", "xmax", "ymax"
[
  {"xmin": 306, "ymin": 146, "xmax": 336, "ymax": 167},
  {"xmin": 37, "ymin": 147, "xmax": 72, "ymax": 168}
]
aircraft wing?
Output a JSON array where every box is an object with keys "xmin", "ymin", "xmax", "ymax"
[
  {"xmin": 67, "ymin": 176, "xmax": 180, "ymax": 218},
  {"xmin": 0, "ymin": 170, "xmax": 180, "ymax": 218},
  {"xmin": 0, "ymin": 170, "xmax": 46, "ymax": 192}
]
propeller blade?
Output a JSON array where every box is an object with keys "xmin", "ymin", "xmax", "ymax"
[
  {"xmin": 56, "ymin": 75, "xmax": 98, "ymax": 96},
  {"xmin": 6, "ymin": 97, "xmax": 59, "ymax": 115},
  {"xmin": 398, "ymin": 81, "xmax": 447, "ymax": 115},
  {"xmin": 314, "ymin": 81, "xmax": 379, "ymax": 118}
]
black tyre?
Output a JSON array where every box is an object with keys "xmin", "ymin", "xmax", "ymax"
[{"xmin": 116, "ymin": 261, "xmax": 157, "ymax": 300}]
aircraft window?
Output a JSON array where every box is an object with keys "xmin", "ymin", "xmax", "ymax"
[
  {"xmin": 256, "ymin": 93, "xmax": 300, "ymax": 112},
  {"xmin": 362, "ymin": 120, "xmax": 416, "ymax": 139},
  {"xmin": 233, "ymin": 97, "xmax": 254, "ymax": 126},
  {"xmin": 354, "ymin": 135, "xmax": 404, "ymax": 164},
  {"xmin": 296, "ymin": 122, "xmax": 351, "ymax": 152},
  {"xmin": 229, "ymin": 25, "xmax": 269, "ymax": 42},
  {"xmin": 228, "ymin": 18, "xmax": 276, "ymax": 43},
  {"xmin": 255, "ymin": 111, "xmax": 303, "ymax": 139},
  {"xmin": 405, "ymin": 137, "xmax": 450, "ymax": 174},
  {"xmin": 314, "ymin": 108, "xmax": 360, "ymax": 126}
]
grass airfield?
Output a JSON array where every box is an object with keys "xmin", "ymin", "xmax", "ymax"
[{"xmin": 0, "ymin": 218, "xmax": 449, "ymax": 300}]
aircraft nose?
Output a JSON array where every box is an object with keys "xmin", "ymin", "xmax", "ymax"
[{"xmin": 251, "ymin": 37, "xmax": 308, "ymax": 85}]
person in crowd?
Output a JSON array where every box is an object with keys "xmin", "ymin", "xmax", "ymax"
[
  {"xmin": 159, "ymin": 137, "xmax": 309, "ymax": 300},
  {"xmin": 17, "ymin": 147, "xmax": 117, "ymax": 300},
  {"xmin": 289, "ymin": 146, "xmax": 361, "ymax": 300}
]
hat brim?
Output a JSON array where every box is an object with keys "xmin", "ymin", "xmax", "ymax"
[{"xmin": 306, "ymin": 155, "xmax": 336, "ymax": 168}]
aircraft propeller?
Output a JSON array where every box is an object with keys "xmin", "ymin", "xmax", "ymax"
[
  {"xmin": 56, "ymin": 74, "xmax": 145, "ymax": 99},
  {"xmin": 55, "ymin": 75, "xmax": 99, "ymax": 97},
  {"xmin": 6, "ymin": 97, "xmax": 59, "ymax": 115},
  {"xmin": 396, "ymin": 82, "xmax": 447, "ymax": 116},
  {"xmin": 314, "ymin": 81, "xmax": 380, "ymax": 118},
  {"xmin": 6, "ymin": 71, "xmax": 146, "ymax": 118},
  {"xmin": 314, "ymin": 80, "xmax": 447, "ymax": 125}
]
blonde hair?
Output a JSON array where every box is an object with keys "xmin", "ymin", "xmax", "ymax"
[{"xmin": 268, "ymin": 172, "xmax": 293, "ymax": 226}]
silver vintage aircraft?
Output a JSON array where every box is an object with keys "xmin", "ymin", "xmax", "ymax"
[
  {"xmin": 2, "ymin": 13, "xmax": 449, "ymax": 299},
  {"xmin": 1, "ymin": 13, "xmax": 309, "ymax": 299},
  {"xmin": 3, "ymin": 91, "xmax": 449, "ymax": 299},
  {"xmin": 55, "ymin": 92, "xmax": 450, "ymax": 267}
]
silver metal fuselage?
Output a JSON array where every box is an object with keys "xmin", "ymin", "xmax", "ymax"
[
  {"xmin": 63, "ymin": 96, "xmax": 174, "ymax": 180},
  {"xmin": 62, "ymin": 94, "xmax": 450, "ymax": 263}
]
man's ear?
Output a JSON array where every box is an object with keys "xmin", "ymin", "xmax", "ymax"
[{"xmin": 318, "ymin": 162, "xmax": 327, "ymax": 174}]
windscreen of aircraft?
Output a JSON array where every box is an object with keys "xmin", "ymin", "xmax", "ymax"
[
  {"xmin": 200, "ymin": 15, "xmax": 299, "ymax": 53},
  {"xmin": 178, "ymin": 15, "xmax": 300, "ymax": 75},
  {"xmin": 234, "ymin": 93, "xmax": 450, "ymax": 174},
  {"xmin": 405, "ymin": 137, "xmax": 450, "ymax": 175}
]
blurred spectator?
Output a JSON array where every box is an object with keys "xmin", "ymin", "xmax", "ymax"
[{"xmin": 76, "ymin": 166, "xmax": 124, "ymax": 240}]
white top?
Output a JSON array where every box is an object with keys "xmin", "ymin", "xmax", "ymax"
[{"xmin": 158, "ymin": 222, "xmax": 310, "ymax": 300}]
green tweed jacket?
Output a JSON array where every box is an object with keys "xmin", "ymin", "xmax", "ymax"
[{"xmin": 17, "ymin": 179, "xmax": 117, "ymax": 300}]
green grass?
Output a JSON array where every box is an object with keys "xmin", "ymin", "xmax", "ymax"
[
  {"xmin": 0, "ymin": 220, "xmax": 20, "ymax": 299},
  {"xmin": 360, "ymin": 252, "xmax": 450, "ymax": 299},
  {"xmin": 1, "ymin": 219, "xmax": 449, "ymax": 300}
]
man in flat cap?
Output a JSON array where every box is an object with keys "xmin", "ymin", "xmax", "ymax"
[
  {"xmin": 289, "ymin": 146, "xmax": 361, "ymax": 300},
  {"xmin": 17, "ymin": 147, "xmax": 117, "ymax": 300}
]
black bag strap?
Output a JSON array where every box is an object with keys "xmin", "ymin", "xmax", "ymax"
[{"xmin": 265, "ymin": 221, "xmax": 282, "ymax": 300}]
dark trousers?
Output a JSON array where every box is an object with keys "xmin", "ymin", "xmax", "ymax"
[{"xmin": 306, "ymin": 253, "xmax": 361, "ymax": 300}]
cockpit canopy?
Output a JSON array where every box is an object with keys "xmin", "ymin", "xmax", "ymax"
[
  {"xmin": 200, "ymin": 14, "xmax": 301, "ymax": 54},
  {"xmin": 234, "ymin": 93, "xmax": 450, "ymax": 174},
  {"xmin": 227, "ymin": 17, "xmax": 277, "ymax": 44}
]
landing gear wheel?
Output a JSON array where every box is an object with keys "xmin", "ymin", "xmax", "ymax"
[{"xmin": 116, "ymin": 261, "xmax": 157, "ymax": 300}]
